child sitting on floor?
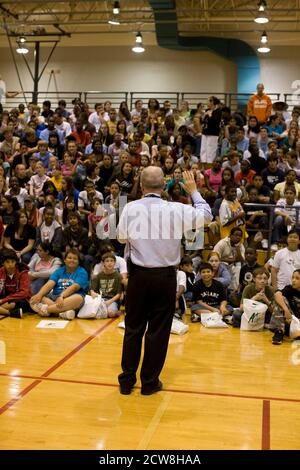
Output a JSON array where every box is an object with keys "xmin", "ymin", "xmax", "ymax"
[
  {"xmin": 0, "ymin": 249, "xmax": 31, "ymax": 318},
  {"xmin": 191, "ymin": 263, "xmax": 230, "ymax": 323},
  {"xmin": 90, "ymin": 253, "xmax": 122, "ymax": 318}
]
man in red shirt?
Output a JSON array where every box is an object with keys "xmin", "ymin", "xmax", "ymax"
[{"xmin": 70, "ymin": 118, "xmax": 91, "ymax": 151}]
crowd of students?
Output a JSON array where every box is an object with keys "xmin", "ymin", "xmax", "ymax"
[{"xmin": 0, "ymin": 85, "xmax": 299, "ymax": 345}]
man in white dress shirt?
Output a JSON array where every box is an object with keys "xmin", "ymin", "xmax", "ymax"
[{"xmin": 117, "ymin": 167, "xmax": 212, "ymax": 395}]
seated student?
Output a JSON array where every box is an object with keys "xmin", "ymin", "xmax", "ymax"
[
  {"xmin": 271, "ymin": 229, "xmax": 300, "ymax": 291},
  {"xmin": 34, "ymin": 140, "xmax": 53, "ymax": 169},
  {"xmin": 92, "ymin": 242, "xmax": 127, "ymax": 287},
  {"xmin": 36, "ymin": 205, "xmax": 63, "ymax": 254},
  {"xmin": 0, "ymin": 249, "xmax": 31, "ymax": 318},
  {"xmin": 28, "ymin": 242, "xmax": 62, "ymax": 295},
  {"xmin": 235, "ymin": 160, "xmax": 256, "ymax": 187},
  {"xmin": 179, "ymin": 255, "xmax": 195, "ymax": 303},
  {"xmin": 207, "ymin": 251, "xmax": 231, "ymax": 288},
  {"xmin": 191, "ymin": 263, "xmax": 230, "ymax": 323},
  {"xmin": 3, "ymin": 209, "xmax": 36, "ymax": 264},
  {"xmin": 219, "ymin": 183, "xmax": 246, "ymax": 240},
  {"xmin": 271, "ymin": 269, "xmax": 300, "ymax": 345},
  {"xmin": 261, "ymin": 155, "xmax": 285, "ymax": 193},
  {"xmin": 233, "ymin": 267, "xmax": 274, "ymax": 327},
  {"xmin": 88, "ymin": 197, "xmax": 106, "ymax": 238},
  {"xmin": 30, "ymin": 248, "xmax": 89, "ymax": 320},
  {"xmin": 273, "ymin": 186, "xmax": 300, "ymax": 245},
  {"xmin": 274, "ymin": 169, "xmax": 300, "ymax": 202},
  {"xmin": 62, "ymin": 211, "xmax": 92, "ymax": 270},
  {"xmin": 239, "ymin": 247, "xmax": 262, "ymax": 292},
  {"xmin": 214, "ymin": 227, "xmax": 245, "ymax": 293},
  {"xmin": 222, "ymin": 150, "xmax": 241, "ymax": 174},
  {"xmin": 251, "ymin": 174, "xmax": 271, "ymax": 204},
  {"xmin": 90, "ymin": 253, "xmax": 122, "ymax": 318},
  {"xmin": 173, "ymin": 265, "xmax": 187, "ymax": 321}
]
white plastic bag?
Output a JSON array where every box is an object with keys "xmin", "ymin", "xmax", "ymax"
[
  {"xmin": 240, "ymin": 298, "xmax": 268, "ymax": 331},
  {"xmin": 290, "ymin": 315, "xmax": 300, "ymax": 339},
  {"xmin": 200, "ymin": 312, "xmax": 228, "ymax": 328},
  {"xmin": 171, "ymin": 318, "xmax": 189, "ymax": 335},
  {"xmin": 77, "ymin": 294, "xmax": 108, "ymax": 319}
]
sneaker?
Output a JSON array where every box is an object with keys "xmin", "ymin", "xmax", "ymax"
[
  {"xmin": 31, "ymin": 303, "xmax": 49, "ymax": 317},
  {"xmin": 59, "ymin": 310, "xmax": 75, "ymax": 320},
  {"xmin": 191, "ymin": 312, "xmax": 201, "ymax": 323},
  {"xmin": 261, "ymin": 239, "xmax": 268, "ymax": 249},
  {"xmin": 10, "ymin": 308, "xmax": 23, "ymax": 319},
  {"xmin": 174, "ymin": 310, "xmax": 183, "ymax": 321},
  {"xmin": 271, "ymin": 244, "xmax": 278, "ymax": 252},
  {"xmin": 272, "ymin": 329, "xmax": 284, "ymax": 345}
]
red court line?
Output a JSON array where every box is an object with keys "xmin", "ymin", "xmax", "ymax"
[
  {"xmin": 41, "ymin": 318, "xmax": 115, "ymax": 377},
  {"xmin": 0, "ymin": 319, "xmax": 116, "ymax": 416},
  {"xmin": 0, "ymin": 380, "xmax": 42, "ymax": 416},
  {"xmin": 262, "ymin": 400, "xmax": 271, "ymax": 450},
  {"xmin": 1, "ymin": 371, "xmax": 300, "ymax": 404}
]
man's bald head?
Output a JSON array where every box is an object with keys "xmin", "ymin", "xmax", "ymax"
[{"xmin": 141, "ymin": 166, "xmax": 165, "ymax": 193}]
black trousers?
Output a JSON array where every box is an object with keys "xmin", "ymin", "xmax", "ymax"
[{"xmin": 118, "ymin": 263, "xmax": 177, "ymax": 390}]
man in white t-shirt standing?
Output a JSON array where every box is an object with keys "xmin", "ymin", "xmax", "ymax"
[
  {"xmin": 271, "ymin": 230, "xmax": 300, "ymax": 291},
  {"xmin": 0, "ymin": 77, "xmax": 19, "ymax": 108}
]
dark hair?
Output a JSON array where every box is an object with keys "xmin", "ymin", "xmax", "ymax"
[
  {"xmin": 199, "ymin": 262, "xmax": 213, "ymax": 273},
  {"xmin": 287, "ymin": 229, "xmax": 300, "ymax": 238},
  {"xmin": 230, "ymin": 227, "xmax": 243, "ymax": 236},
  {"xmin": 1, "ymin": 249, "xmax": 19, "ymax": 263},
  {"xmin": 12, "ymin": 209, "xmax": 31, "ymax": 238},
  {"xmin": 38, "ymin": 241, "xmax": 55, "ymax": 257},
  {"xmin": 225, "ymin": 182, "xmax": 237, "ymax": 194},
  {"xmin": 253, "ymin": 267, "xmax": 269, "ymax": 278},
  {"xmin": 102, "ymin": 252, "xmax": 116, "ymax": 262},
  {"xmin": 180, "ymin": 255, "xmax": 193, "ymax": 266},
  {"xmin": 42, "ymin": 180, "xmax": 58, "ymax": 198},
  {"xmin": 284, "ymin": 185, "xmax": 296, "ymax": 194},
  {"xmin": 247, "ymin": 116, "xmax": 260, "ymax": 133},
  {"xmin": 67, "ymin": 211, "xmax": 81, "ymax": 222},
  {"xmin": 293, "ymin": 269, "xmax": 300, "ymax": 275},
  {"xmin": 64, "ymin": 248, "xmax": 80, "ymax": 261},
  {"xmin": 3, "ymin": 194, "xmax": 20, "ymax": 212}
]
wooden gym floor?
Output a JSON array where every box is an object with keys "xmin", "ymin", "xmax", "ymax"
[{"xmin": 0, "ymin": 314, "xmax": 299, "ymax": 450}]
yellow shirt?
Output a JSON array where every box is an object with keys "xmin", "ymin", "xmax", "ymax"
[
  {"xmin": 219, "ymin": 198, "xmax": 247, "ymax": 240},
  {"xmin": 50, "ymin": 175, "xmax": 63, "ymax": 192},
  {"xmin": 274, "ymin": 181, "xmax": 300, "ymax": 198}
]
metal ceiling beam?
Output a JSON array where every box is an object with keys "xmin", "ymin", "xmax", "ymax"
[
  {"xmin": 2, "ymin": 18, "xmax": 300, "ymax": 26},
  {"xmin": 0, "ymin": 2, "xmax": 18, "ymax": 18}
]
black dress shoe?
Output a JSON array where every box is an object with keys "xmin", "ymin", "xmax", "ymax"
[
  {"xmin": 119, "ymin": 384, "xmax": 134, "ymax": 395},
  {"xmin": 141, "ymin": 380, "xmax": 163, "ymax": 396}
]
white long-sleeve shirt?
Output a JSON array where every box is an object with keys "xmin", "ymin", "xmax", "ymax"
[{"xmin": 117, "ymin": 191, "xmax": 212, "ymax": 267}]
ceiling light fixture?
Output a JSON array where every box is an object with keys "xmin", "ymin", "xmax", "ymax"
[
  {"xmin": 132, "ymin": 32, "xmax": 145, "ymax": 53},
  {"xmin": 258, "ymin": 0, "xmax": 267, "ymax": 11},
  {"xmin": 257, "ymin": 46, "xmax": 271, "ymax": 53},
  {"xmin": 16, "ymin": 44, "xmax": 29, "ymax": 54},
  {"xmin": 135, "ymin": 32, "xmax": 143, "ymax": 44},
  {"xmin": 261, "ymin": 31, "xmax": 268, "ymax": 43},
  {"xmin": 108, "ymin": 16, "xmax": 120, "ymax": 25},
  {"xmin": 255, "ymin": 1, "xmax": 269, "ymax": 23},
  {"xmin": 19, "ymin": 36, "xmax": 26, "ymax": 43},
  {"xmin": 113, "ymin": 1, "xmax": 120, "ymax": 15}
]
